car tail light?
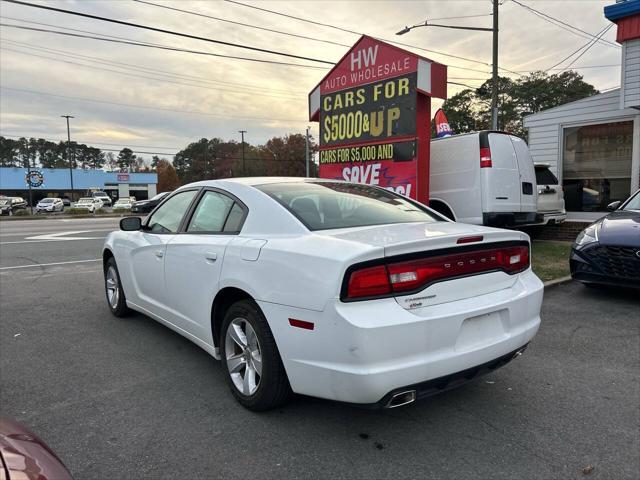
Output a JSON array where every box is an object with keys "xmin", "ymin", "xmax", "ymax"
[
  {"xmin": 343, "ymin": 243, "xmax": 529, "ymax": 301},
  {"xmin": 346, "ymin": 265, "xmax": 391, "ymax": 299},
  {"xmin": 480, "ymin": 147, "xmax": 492, "ymax": 168}
]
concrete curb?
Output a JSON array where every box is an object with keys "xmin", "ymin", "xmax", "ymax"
[{"xmin": 543, "ymin": 275, "xmax": 573, "ymax": 288}]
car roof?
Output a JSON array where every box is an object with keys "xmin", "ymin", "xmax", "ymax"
[{"xmin": 184, "ymin": 177, "xmax": 344, "ymax": 189}]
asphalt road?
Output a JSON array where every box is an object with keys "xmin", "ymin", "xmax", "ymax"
[{"xmin": 0, "ymin": 217, "xmax": 638, "ymax": 480}]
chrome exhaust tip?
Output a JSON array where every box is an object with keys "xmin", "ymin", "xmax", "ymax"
[
  {"xmin": 512, "ymin": 345, "xmax": 528, "ymax": 359},
  {"xmin": 385, "ymin": 390, "xmax": 417, "ymax": 408}
]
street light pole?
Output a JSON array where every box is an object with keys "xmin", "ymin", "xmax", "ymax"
[
  {"xmin": 238, "ymin": 130, "xmax": 247, "ymax": 176},
  {"xmin": 61, "ymin": 115, "xmax": 75, "ymax": 200},
  {"xmin": 396, "ymin": 11, "xmax": 499, "ymax": 128},
  {"xmin": 305, "ymin": 127, "xmax": 310, "ymax": 177},
  {"xmin": 491, "ymin": 0, "xmax": 499, "ymax": 130}
]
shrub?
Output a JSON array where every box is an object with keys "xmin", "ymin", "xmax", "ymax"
[
  {"xmin": 67, "ymin": 208, "xmax": 90, "ymax": 215},
  {"xmin": 13, "ymin": 209, "xmax": 31, "ymax": 216}
]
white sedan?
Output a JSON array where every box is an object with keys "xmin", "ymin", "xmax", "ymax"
[{"xmin": 103, "ymin": 178, "xmax": 543, "ymax": 411}]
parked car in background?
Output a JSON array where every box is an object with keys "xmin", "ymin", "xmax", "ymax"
[
  {"xmin": 104, "ymin": 178, "xmax": 543, "ymax": 411},
  {"xmin": 112, "ymin": 198, "xmax": 133, "ymax": 212},
  {"xmin": 62, "ymin": 196, "xmax": 72, "ymax": 207},
  {"xmin": 570, "ymin": 189, "xmax": 640, "ymax": 288},
  {"xmin": 36, "ymin": 197, "xmax": 64, "ymax": 213},
  {"xmin": 429, "ymin": 131, "xmax": 538, "ymax": 227},
  {"xmin": 74, "ymin": 197, "xmax": 103, "ymax": 213},
  {"xmin": 91, "ymin": 190, "xmax": 112, "ymax": 207},
  {"xmin": 0, "ymin": 197, "xmax": 27, "ymax": 216},
  {"xmin": 0, "ymin": 417, "xmax": 73, "ymax": 480},
  {"xmin": 528, "ymin": 164, "xmax": 566, "ymax": 225},
  {"xmin": 131, "ymin": 191, "xmax": 171, "ymax": 214}
]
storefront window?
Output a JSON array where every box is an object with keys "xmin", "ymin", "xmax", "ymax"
[{"xmin": 562, "ymin": 121, "xmax": 633, "ymax": 211}]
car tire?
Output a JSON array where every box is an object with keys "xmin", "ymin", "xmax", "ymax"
[
  {"xmin": 104, "ymin": 257, "xmax": 131, "ymax": 317},
  {"xmin": 220, "ymin": 299, "xmax": 291, "ymax": 411}
]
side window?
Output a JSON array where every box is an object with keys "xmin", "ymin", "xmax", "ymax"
[
  {"xmin": 187, "ymin": 191, "xmax": 235, "ymax": 233},
  {"xmin": 147, "ymin": 190, "xmax": 197, "ymax": 233},
  {"xmin": 223, "ymin": 203, "xmax": 245, "ymax": 232}
]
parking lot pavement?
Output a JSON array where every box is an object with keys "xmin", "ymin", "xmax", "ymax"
[
  {"xmin": 0, "ymin": 217, "xmax": 119, "ymax": 268},
  {"xmin": 0, "ymin": 223, "xmax": 638, "ymax": 479}
]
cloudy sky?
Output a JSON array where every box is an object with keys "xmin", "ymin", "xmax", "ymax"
[{"xmin": 0, "ymin": 0, "xmax": 622, "ymax": 160}]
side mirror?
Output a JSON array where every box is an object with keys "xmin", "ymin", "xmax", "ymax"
[
  {"xmin": 120, "ymin": 216, "xmax": 142, "ymax": 231},
  {"xmin": 606, "ymin": 201, "xmax": 621, "ymax": 211}
]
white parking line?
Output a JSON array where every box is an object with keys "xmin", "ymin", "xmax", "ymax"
[
  {"xmin": 0, "ymin": 237, "xmax": 106, "ymax": 245},
  {"xmin": 0, "ymin": 259, "xmax": 101, "ymax": 270}
]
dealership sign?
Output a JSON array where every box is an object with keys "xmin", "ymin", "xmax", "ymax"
[
  {"xmin": 309, "ymin": 35, "xmax": 447, "ymax": 203},
  {"xmin": 25, "ymin": 170, "xmax": 44, "ymax": 188}
]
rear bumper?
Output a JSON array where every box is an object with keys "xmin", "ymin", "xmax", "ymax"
[
  {"xmin": 259, "ymin": 269, "xmax": 543, "ymax": 404},
  {"xmin": 539, "ymin": 211, "xmax": 566, "ymax": 225},
  {"xmin": 483, "ymin": 212, "xmax": 537, "ymax": 227},
  {"xmin": 368, "ymin": 344, "xmax": 528, "ymax": 408}
]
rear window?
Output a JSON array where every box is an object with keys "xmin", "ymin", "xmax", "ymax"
[
  {"xmin": 535, "ymin": 167, "xmax": 558, "ymax": 185},
  {"xmin": 257, "ymin": 182, "xmax": 439, "ymax": 231}
]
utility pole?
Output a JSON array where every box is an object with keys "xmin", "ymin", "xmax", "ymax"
[
  {"xmin": 203, "ymin": 139, "xmax": 208, "ymax": 178},
  {"xmin": 491, "ymin": 0, "xmax": 499, "ymax": 130},
  {"xmin": 25, "ymin": 157, "xmax": 33, "ymax": 215},
  {"xmin": 61, "ymin": 115, "xmax": 75, "ymax": 200},
  {"xmin": 396, "ymin": 10, "xmax": 498, "ymax": 128},
  {"xmin": 305, "ymin": 127, "xmax": 310, "ymax": 177},
  {"xmin": 238, "ymin": 130, "xmax": 246, "ymax": 176}
]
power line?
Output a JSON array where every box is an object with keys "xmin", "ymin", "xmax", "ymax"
[
  {"xmin": 224, "ymin": 0, "xmax": 523, "ymax": 76},
  {"xmin": 0, "ymin": 33, "xmax": 309, "ymax": 94},
  {"xmin": 429, "ymin": 13, "xmax": 493, "ymax": 21},
  {"xmin": 3, "ymin": 0, "xmax": 336, "ymax": 65},
  {"xmin": 558, "ymin": 25, "xmax": 614, "ymax": 74},
  {"xmin": 1, "ymin": 24, "xmax": 480, "ymax": 91},
  {"xmin": 514, "ymin": 64, "xmax": 621, "ymax": 73},
  {"xmin": 133, "ymin": 0, "xmax": 351, "ymax": 48},
  {"xmin": 510, "ymin": 0, "xmax": 619, "ymax": 49},
  {"xmin": 0, "ymin": 134, "xmax": 176, "ymax": 155},
  {"xmin": 0, "ymin": 23, "xmax": 328, "ymax": 70},
  {"xmin": 1, "ymin": 15, "xmax": 495, "ymax": 76},
  {"xmin": 1, "ymin": 86, "xmax": 308, "ymax": 123},
  {"xmin": 132, "ymin": 1, "xmax": 503, "ymax": 75},
  {"xmin": 546, "ymin": 24, "xmax": 613, "ymax": 72},
  {"xmin": 0, "ymin": 46, "xmax": 305, "ymax": 100}
]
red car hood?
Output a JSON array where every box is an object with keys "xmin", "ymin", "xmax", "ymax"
[{"xmin": 0, "ymin": 418, "xmax": 72, "ymax": 480}]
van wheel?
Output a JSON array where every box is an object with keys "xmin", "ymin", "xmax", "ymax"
[{"xmin": 429, "ymin": 202, "xmax": 455, "ymax": 221}]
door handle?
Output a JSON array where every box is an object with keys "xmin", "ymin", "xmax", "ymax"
[
  {"xmin": 154, "ymin": 249, "xmax": 164, "ymax": 258},
  {"xmin": 205, "ymin": 251, "xmax": 217, "ymax": 262}
]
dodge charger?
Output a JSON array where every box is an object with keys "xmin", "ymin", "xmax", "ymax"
[{"xmin": 102, "ymin": 178, "xmax": 543, "ymax": 410}]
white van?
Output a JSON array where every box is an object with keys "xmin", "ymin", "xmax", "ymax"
[{"xmin": 429, "ymin": 131, "xmax": 538, "ymax": 227}]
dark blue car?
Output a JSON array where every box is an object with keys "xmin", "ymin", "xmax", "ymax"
[{"xmin": 570, "ymin": 189, "xmax": 640, "ymax": 288}]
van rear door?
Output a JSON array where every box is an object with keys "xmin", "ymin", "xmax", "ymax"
[
  {"xmin": 509, "ymin": 135, "xmax": 537, "ymax": 213},
  {"xmin": 482, "ymin": 133, "xmax": 520, "ymax": 213}
]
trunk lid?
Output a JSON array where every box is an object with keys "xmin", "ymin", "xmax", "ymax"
[
  {"xmin": 320, "ymin": 221, "xmax": 526, "ymax": 257},
  {"xmin": 322, "ymin": 221, "xmax": 530, "ymax": 308}
]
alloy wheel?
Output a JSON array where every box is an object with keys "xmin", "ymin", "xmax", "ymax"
[
  {"xmin": 225, "ymin": 318, "xmax": 262, "ymax": 396},
  {"xmin": 105, "ymin": 266, "xmax": 119, "ymax": 309}
]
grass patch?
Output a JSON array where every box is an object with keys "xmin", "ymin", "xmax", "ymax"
[{"xmin": 531, "ymin": 241, "xmax": 572, "ymax": 282}]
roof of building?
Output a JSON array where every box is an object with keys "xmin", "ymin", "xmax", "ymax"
[
  {"xmin": 605, "ymin": 0, "xmax": 640, "ymax": 21},
  {"xmin": 523, "ymin": 89, "xmax": 621, "ymax": 122}
]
